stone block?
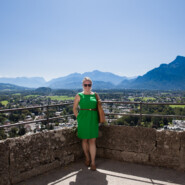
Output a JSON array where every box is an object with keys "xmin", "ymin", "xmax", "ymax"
[
  {"xmin": 103, "ymin": 148, "xmax": 123, "ymax": 161},
  {"xmin": 0, "ymin": 140, "xmax": 10, "ymax": 185},
  {"xmin": 8, "ymin": 128, "xmax": 82, "ymax": 184},
  {"xmin": 154, "ymin": 130, "xmax": 181, "ymax": 157},
  {"xmin": 98, "ymin": 148, "xmax": 149, "ymax": 164},
  {"xmin": 179, "ymin": 132, "xmax": 185, "ymax": 170},
  {"xmin": 9, "ymin": 133, "xmax": 54, "ymax": 179},
  {"xmin": 150, "ymin": 154, "xmax": 180, "ymax": 169},
  {"xmin": 97, "ymin": 125, "xmax": 156, "ymax": 154},
  {"xmin": 121, "ymin": 151, "xmax": 149, "ymax": 163},
  {"xmin": 11, "ymin": 160, "xmax": 61, "ymax": 184},
  {"xmin": 97, "ymin": 147, "xmax": 105, "ymax": 158}
]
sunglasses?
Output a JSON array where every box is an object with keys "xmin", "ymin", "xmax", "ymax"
[{"xmin": 84, "ymin": 84, "xmax": 92, "ymax": 87}]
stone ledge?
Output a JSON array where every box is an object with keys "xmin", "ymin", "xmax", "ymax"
[
  {"xmin": 1, "ymin": 125, "xmax": 185, "ymax": 185},
  {"xmin": 97, "ymin": 125, "xmax": 185, "ymax": 171},
  {"xmin": 0, "ymin": 128, "xmax": 83, "ymax": 185}
]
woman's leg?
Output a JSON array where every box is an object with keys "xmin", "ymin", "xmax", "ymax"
[
  {"xmin": 82, "ymin": 139, "xmax": 90, "ymax": 161},
  {"xmin": 88, "ymin": 138, "xmax": 96, "ymax": 165}
]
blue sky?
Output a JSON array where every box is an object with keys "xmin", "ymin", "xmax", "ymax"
[{"xmin": 0, "ymin": 0, "xmax": 185, "ymax": 81}]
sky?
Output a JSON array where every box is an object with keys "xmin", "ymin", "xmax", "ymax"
[{"xmin": 0, "ymin": 0, "xmax": 185, "ymax": 81}]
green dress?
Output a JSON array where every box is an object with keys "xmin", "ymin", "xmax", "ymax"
[{"xmin": 77, "ymin": 92, "xmax": 99, "ymax": 139}]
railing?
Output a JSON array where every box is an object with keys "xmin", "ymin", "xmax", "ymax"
[
  {"xmin": 103, "ymin": 101, "xmax": 185, "ymax": 118},
  {"xmin": 0, "ymin": 103, "xmax": 74, "ymax": 129},
  {"xmin": 0, "ymin": 101, "xmax": 185, "ymax": 129}
]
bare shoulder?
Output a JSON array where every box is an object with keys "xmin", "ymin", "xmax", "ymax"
[
  {"xmin": 74, "ymin": 94, "xmax": 80, "ymax": 101},
  {"xmin": 75, "ymin": 93, "xmax": 80, "ymax": 98}
]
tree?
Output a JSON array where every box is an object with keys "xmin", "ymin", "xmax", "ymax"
[
  {"xmin": 115, "ymin": 116, "xmax": 139, "ymax": 126},
  {"xmin": 0, "ymin": 114, "xmax": 6, "ymax": 124},
  {"xmin": 8, "ymin": 127, "xmax": 18, "ymax": 138},
  {"xmin": 0, "ymin": 129, "xmax": 7, "ymax": 140},
  {"xmin": 152, "ymin": 117, "xmax": 162, "ymax": 128},
  {"xmin": 9, "ymin": 113, "xmax": 20, "ymax": 122},
  {"xmin": 18, "ymin": 127, "xmax": 26, "ymax": 136}
]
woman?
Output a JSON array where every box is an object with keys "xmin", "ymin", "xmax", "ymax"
[{"xmin": 73, "ymin": 77, "xmax": 100, "ymax": 171}]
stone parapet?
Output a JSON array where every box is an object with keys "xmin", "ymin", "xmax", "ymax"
[
  {"xmin": 1, "ymin": 125, "xmax": 185, "ymax": 185},
  {"xmin": 97, "ymin": 125, "xmax": 185, "ymax": 171},
  {"xmin": 0, "ymin": 128, "xmax": 83, "ymax": 185}
]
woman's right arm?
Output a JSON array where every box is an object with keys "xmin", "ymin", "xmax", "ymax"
[{"xmin": 73, "ymin": 94, "xmax": 80, "ymax": 118}]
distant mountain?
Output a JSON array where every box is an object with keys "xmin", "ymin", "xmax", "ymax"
[
  {"xmin": 82, "ymin": 70, "xmax": 127, "ymax": 85},
  {"xmin": 119, "ymin": 56, "xmax": 185, "ymax": 90},
  {"xmin": 0, "ymin": 71, "xmax": 128, "ymax": 89},
  {"xmin": 0, "ymin": 83, "xmax": 29, "ymax": 91},
  {"xmin": 3, "ymin": 56, "xmax": 185, "ymax": 91},
  {"xmin": 46, "ymin": 73, "xmax": 82, "ymax": 89},
  {"xmin": 0, "ymin": 77, "xmax": 46, "ymax": 88},
  {"xmin": 47, "ymin": 70, "xmax": 126, "ymax": 89}
]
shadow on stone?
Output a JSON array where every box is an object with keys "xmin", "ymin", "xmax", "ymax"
[
  {"xmin": 69, "ymin": 168, "xmax": 108, "ymax": 185},
  {"xmin": 15, "ymin": 158, "xmax": 185, "ymax": 185}
]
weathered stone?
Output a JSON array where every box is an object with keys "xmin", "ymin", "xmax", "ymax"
[
  {"xmin": 153, "ymin": 130, "xmax": 181, "ymax": 157},
  {"xmin": 97, "ymin": 125, "xmax": 185, "ymax": 170},
  {"xmin": 0, "ymin": 140, "xmax": 10, "ymax": 185},
  {"xmin": 97, "ymin": 125, "xmax": 156, "ymax": 154},
  {"xmin": 102, "ymin": 148, "xmax": 123, "ymax": 161},
  {"xmin": 96, "ymin": 147, "xmax": 105, "ymax": 157},
  {"xmin": 150, "ymin": 154, "xmax": 180, "ymax": 169},
  {"xmin": 9, "ymin": 133, "xmax": 54, "ymax": 179},
  {"xmin": 97, "ymin": 148, "xmax": 148, "ymax": 164},
  {"xmin": 179, "ymin": 132, "xmax": 185, "ymax": 170},
  {"xmin": 0, "ymin": 128, "xmax": 82, "ymax": 184},
  {"xmin": 121, "ymin": 151, "xmax": 149, "ymax": 163},
  {"xmin": 11, "ymin": 160, "xmax": 61, "ymax": 184}
]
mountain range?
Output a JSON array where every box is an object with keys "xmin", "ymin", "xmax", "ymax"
[
  {"xmin": 0, "ymin": 77, "xmax": 46, "ymax": 88},
  {"xmin": 0, "ymin": 70, "xmax": 129, "ymax": 89},
  {"xmin": 0, "ymin": 55, "xmax": 185, "ymax": 90},
  {"xmin": 46, "ymin": 70, "xmax": 129, "ymax": 89},
  {"xmin": 119, "ymin": 55, "xmax": 185, "ymax": 90},
  {"xmin": 0, "ymin": 83, "xmax": 30, "ymax": 91}
]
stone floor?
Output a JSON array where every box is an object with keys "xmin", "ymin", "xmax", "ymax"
[{"xmin": 16, "ymin": 158, "xmax": 185, "ymax": 185}]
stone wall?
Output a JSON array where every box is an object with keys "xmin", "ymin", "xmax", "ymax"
[
  {"xmin": 0, "ymin": 128, "xmax": 83, "ymax": 185},
  {"xmin": 1, "ymin": 125, "xmax": 185, "ymax": 185},
  {"xmin": 97, "ymin": 125, "xmax": 185, "ymax": 171}
]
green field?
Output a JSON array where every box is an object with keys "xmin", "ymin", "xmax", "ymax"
[
  {"xmin": 25, "ymin": 95, "xmax": 40, "ymax": 98},
  {"xmin": 142, "ymin": 97, "xmax": 156, "ymax": 101},
  {"xmin": 13, "ymin": 93, "xmax": 21, "ymax": 95},
  {"xmin": 1, "ymin": 100, "xmax": 8, "ymax": 106},
  {"xmin": 47, "ymin": 96, "xmax": 74, "ymax": 101},
  {"xmin": 169, "ymin": 105, "xmax": 185, "ymax": 108},
  {"xmin": 128, "ymin": 97, "xmax": 156, "ymax": 101}
]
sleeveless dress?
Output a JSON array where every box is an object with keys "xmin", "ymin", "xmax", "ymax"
[{"xmin": 77, "ymin": 92, "xmax": 99, "ymax": 139}]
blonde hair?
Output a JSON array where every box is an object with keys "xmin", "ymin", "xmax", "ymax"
[{"xmin": 82, "ymin": 77, "xmax": 92, "ymax": 84}]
